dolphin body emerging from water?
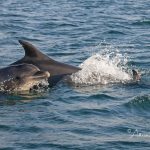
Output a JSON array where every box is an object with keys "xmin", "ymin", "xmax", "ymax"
[
  {"xmin": 12, "ymin": 40, "xmax": 81, "ymax": 86},
  {"xmin": 11, "ymin": 40, "xmax": 140, "ymax": 86},
  {"xmin": 0, "ymin": 64, "xmax": 50, "ymax": 92}
]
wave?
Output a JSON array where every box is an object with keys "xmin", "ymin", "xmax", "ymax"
[
  {"xmin": 132, "ymin": 20, "xmax": 150, "ymax": 26},
  {"xmin": 104, "ymin": 30, "xmax": 126, "ymax": 35},
  {"xmin": 124, "ymin": 95, "xmax": 150, "ymax": 111}
]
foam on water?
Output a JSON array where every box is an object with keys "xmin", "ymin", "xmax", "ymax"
[{"xmin": 70, "ymin": 46, "xmax": 132, "ymax": 85}]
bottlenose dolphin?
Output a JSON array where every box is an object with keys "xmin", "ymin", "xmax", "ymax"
[
  {"xmin": 12, "ymin": 40, "xmax": 81, "ymax": 86},
  {"xmin": 0, "ymin": 64, "xmax": 50, "ymax": 92}
]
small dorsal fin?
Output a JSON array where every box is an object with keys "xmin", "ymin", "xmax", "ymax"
[
  {"xmin": 18, "ymin": 40, "xmax": 49, "ymax": 59},
  {"xmin": 132, "ymin": 69, "xmax": 141, "ymax": 81}
]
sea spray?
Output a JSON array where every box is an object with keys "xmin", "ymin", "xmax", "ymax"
[{"xmin": 70, "ymin": 47, "xmax": 132, "ymax": 85}]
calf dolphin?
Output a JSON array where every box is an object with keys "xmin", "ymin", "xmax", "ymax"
[
  {"xmin": 12, "ymin": 40, "xmax": 81, "ymax": 86},
  {"xmin": 0, "ymin": 64, "xmax": 50, "ymax": 92}
]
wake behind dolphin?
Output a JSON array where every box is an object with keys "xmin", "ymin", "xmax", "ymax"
[{"xmin": 70, "ymin": 51, "xmax": 137, "ymax": 86}]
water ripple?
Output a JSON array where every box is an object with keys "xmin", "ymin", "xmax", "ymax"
[{"xmin": 0, "ymin": 0, "xmax": 149, "ymax": 149}]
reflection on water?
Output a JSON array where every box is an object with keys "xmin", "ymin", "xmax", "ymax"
[{"xmin": 0, "ymin": 90, "xmax": 49, "ymax": 106}]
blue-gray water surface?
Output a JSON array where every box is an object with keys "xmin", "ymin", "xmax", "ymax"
[{"xmin": 0, "ymin": 0, "xmax": 150, "ymax": 149}]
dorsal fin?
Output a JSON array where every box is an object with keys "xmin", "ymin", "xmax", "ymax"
[
  {"xmin": 18, "ymin": 40, "xmax": 50, "ymax": 59},
  {"xmin": 132, "ymin": 69, "xmax": 141, "ymax": 81}
]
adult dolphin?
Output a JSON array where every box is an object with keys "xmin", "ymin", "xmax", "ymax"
[
  {"xmin": 12, "ymin": 40, "xmax": 81, "ymax": 86},
  {"xmin": 0, "ymin": 63, "xmax": 50, "ymax": 92}
]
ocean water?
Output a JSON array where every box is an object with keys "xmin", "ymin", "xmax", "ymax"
[{"xmin": 0, "ymin": 0, "xmax": 150, "ymax": 149}]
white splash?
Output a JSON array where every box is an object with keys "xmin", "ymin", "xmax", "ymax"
[{"xmin": 70, "ymin": 49, "xmax": 132, "ymax": 85}]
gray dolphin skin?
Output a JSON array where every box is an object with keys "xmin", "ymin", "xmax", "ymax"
[
  {"xmin": 0, "ymin": 64, "xmax": 50, "ymax": 92},
  {"xmin": 132, "ymin": 69, "xmax": 141, "ymax": 81},
  {"xmin": 12, "ymin": 40, "xmax": 81, "ymax": 86}
]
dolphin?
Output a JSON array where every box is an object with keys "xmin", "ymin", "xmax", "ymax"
[
  {"xmin": 10, "ymin": 40, "xmax": 140, "ymax": 87},
  {"xmin": 0, "ymin": 63, "xmax": 50, "ymax": 92},
  {"xmin": 12, "ymin": 40, "xmax": 81, "ymax": 86},
  {"xmin": 132, "ymin": 69, "xmax": 141, "ymax": 81}
]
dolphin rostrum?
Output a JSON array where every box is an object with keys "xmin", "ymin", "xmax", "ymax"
[{"xmin": 12, "ymin": 40, "xmax": 81, "ymax": 86}]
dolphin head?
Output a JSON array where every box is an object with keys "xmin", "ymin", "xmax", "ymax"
[{"xmin": 0, "ymin": 64, "xmax": 50, "ymax": 92}]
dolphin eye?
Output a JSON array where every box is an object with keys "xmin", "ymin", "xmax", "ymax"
[{"xmin": 15, "ymin": 76, "xmax": 21, "ymax": 80}]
